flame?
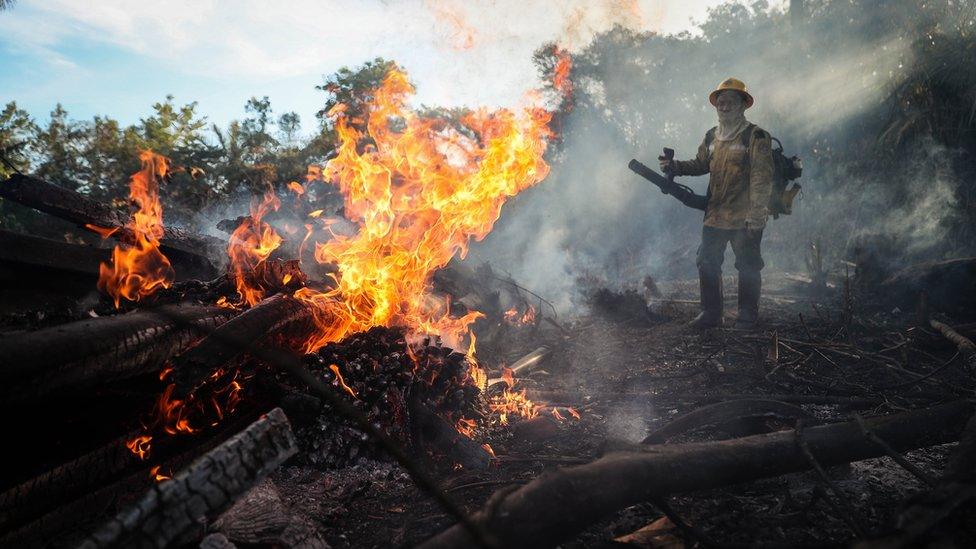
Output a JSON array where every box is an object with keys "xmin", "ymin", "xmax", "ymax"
[
  {"xmin": 227, "ymin": 191, "xmax": 283, "ymax": 307},
  {"xmin": 293, "ymin": 66, "xmax": 551, "ymax": 354},
  {"xmin": 504, "ymin": 305, "xmax": 537, "ymax": 326},
  {"xmin": 456, "ymin": 417, "xmax": 477, "ymax": 438},
  {"xmin": 84, "ymin": 223, "xmax": 119, "ymax": 239},
  {"xmin": 553, "ymin": 48, "xmax": 573, "ymax": 99},
  {"xmin": 329, "ymin": 364, "xmax": 358, "ymax": 398},
  {"xmin": 501, "ymin": 366, "xmax": 515, "ymax": 388},
  {"xmin": 97, "ymin": 151, "xmax": 175, "ymax": 307},
  {"xmin": 308, "ymin": 209, "xmax": 324, "ymax": 218},
  {"xmin": 150, "ymin": 465, "xmax": 171, "ymax": 482},
  {"xmin": 286, "ymin": 181, "xmax": 305, "ymax": 195},
  {"xmin": 481, "ymin": 443, "xmax": 495, "ymax": 458},
  {"xmin": 490, "ymin": 388, "xmax": 541, "ymax": 425},
  {"xmin": 126, "ymin": 435, "xmax": 152, "ymax": 460}
]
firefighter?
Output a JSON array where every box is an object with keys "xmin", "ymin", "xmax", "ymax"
[{"xmin": 660, "ymin": 78, "xmax": 774, "ymax": 329}]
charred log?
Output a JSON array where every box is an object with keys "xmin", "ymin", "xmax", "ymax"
[
  {"xmin": 170, "ymin": 294, "xmax": 315, "ymax": 397},
  {"xmin": 0, "ymin": 303, "xmax": 234, "ymax": 403},
  {"xmin": 77, "ymin": 407, "xmax": 297, "ymax": 549},
  {"xmin": 0, "ymin": 406, "xmax": 266, "ymax": 547},
  {"xmin": 0, "ymin": 229, "xmax": 109, "ymax": 277},
  {"xmin": 420, "ymin": 401, "xmax": 974, "ymax": 549},
  {"xmin": 410, "ymin": 399, "xmax": 490, "ymax": 470},
  {"xmin": 0, "ymin": 173, "xmax": 222, "ymax": 276},
  {"xmin": 641, "ymin": 399, "xmax": 814, "ymax": 444},
  {"xmin": 0, "ymin": 430, "xmax": 139, "ymax": 534}
]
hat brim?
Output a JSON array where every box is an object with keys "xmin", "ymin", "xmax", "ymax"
[{"xmin": 709, "ymin": 89, "xmax": 754, "ymax": 109}]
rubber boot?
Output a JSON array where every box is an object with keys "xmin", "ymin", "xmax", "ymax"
[
  {"xmin": 734, "ymin": 271, "xmax": 761, "ymax": 329},
  {"xmin": 689, "ymin": 269, "xmax": 723, "ymax": 328}
]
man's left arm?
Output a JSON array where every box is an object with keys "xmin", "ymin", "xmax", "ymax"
[{"xmin": 747, "ymin": 129, "xmax": 774, "ymax": 229}]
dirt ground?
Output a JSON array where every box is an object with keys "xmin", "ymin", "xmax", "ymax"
[{"xmin": 254, "ymin": 270, "xmax": 974, "ymax": 548}]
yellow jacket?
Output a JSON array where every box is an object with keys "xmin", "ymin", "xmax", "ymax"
[{"xmin": 674, "ymin": 124, "xmax": 774, "ymax": 229}]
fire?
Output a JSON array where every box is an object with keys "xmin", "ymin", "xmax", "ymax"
[
  {"xmin": 553, "ymin": 48, "xmax": 573, "ymax": 99},
  {"xmin": 505, "ymin": 305, "xmax": 537, "ymax": 326},
  {"xmin": 149, "ymin": 465, "xmax": 171, "ymax": 482},
  {"xmin": 126, "ymin": 435, "xmax": 152, "ymax": 460},
  {"xmin": 490, "ymin": 388, "xmax": 541, "ymax": 425},
  {"xmin": 329, "ymin": 364, "xmax": 358, "ymax": 398},
  {"xmin": 293, "ymin": 66, "xmax": 552, "ymax": 354},
  {"xmin": 84, "ymin": 223, "xmax": 119, "ymax": 239},
  {"xmin": 97, "ymin": 151, "xmax": 175, "ymax": 307},
  {"xmin": 455, "ymin": 417, "xmax": 477, "ymax": 438},
  {"xmin": 227, "ymin": 191, "xmax": 283, "ymax": 307},
  {"xmin": 286, "ymin": 181, "xmax": 305, "ymax": 195}
]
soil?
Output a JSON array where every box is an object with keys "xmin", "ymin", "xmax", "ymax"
[{"xmin": 253, "ymin": 271, "xmax": 975, "ymax": 548}]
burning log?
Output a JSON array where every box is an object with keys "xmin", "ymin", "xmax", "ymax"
[
  {"xmin": 170, "ymin": 294, "xmax": 315, "ymax": 397},
  {"xmin": 410, "ymin": 399, "xmax": 490, "ymax": 470},
  {"xmin": 0, "ymin": 303, "xmax": 235, "ymax": 403},
  {"xmin": 77, "ymin": 407, "xmax": 297, "ymax": 549},
  {"xmin": 419, "ymin": 401, "xmax": 974, "ymax": 549},
  {"xmin": 0, "ymin": 173, "xmax": 221, "ymax": 276}
]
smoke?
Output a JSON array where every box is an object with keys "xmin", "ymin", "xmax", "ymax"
[{"xmin": 466, "ymin": 1, "xmax": 975, "ymax": 312}]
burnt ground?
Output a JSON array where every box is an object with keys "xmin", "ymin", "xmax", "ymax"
[{"xmin": 245, "ymin": 270, "xmax": 976, "ymax": 548}]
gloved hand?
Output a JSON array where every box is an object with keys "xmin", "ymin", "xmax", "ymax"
[{"xmin": 658, "ymin": 155, "xmax": 675, "ymax": 174}]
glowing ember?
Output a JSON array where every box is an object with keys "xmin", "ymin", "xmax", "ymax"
[
  {"xmin": 97, "ymin": 151, "xmax": 175, "ymax": 307},
  {"xmin": 228, "ymin": 191, "xmax": 284, "ymax": 307},
  {"xmin": 294, "ymin": 66, "xmax": 552, "ymax": 355}
]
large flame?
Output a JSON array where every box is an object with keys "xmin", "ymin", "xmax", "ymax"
[
  {"xmin": 294, "ymin": 67, "xmax": 552, "ymax": 353},
  {"xmin": 97, "ymin": 151, "xmax": 175, "ymax": 307}
]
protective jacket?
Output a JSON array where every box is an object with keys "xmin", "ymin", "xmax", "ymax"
[{"xmin": 673, "ymin": 124, "xmax": 774, "ymax": 229}]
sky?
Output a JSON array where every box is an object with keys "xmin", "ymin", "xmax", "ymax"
[{"xmin": 0, "ymin": 0, "xmax": 741, "ymax": 134}]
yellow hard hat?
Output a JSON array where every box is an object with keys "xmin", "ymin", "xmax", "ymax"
[{"xmin": 709, "ymin": 77, "xmax": 754, "ymax": 109}]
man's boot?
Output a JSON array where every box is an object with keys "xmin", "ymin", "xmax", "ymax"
[
  {"xmin": 734, "ymin": 271, "xmax": 761, "ymax": 329},
  {"xmin": 689, "ymin": 269, "xmax": 723, "ymax": 328}
]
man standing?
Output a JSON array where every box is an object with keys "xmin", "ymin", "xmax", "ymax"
[{"xmin": 660, "ymin": 78, "xmax": 774, "ymax": 329}]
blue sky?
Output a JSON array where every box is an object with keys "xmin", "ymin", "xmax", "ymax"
[{"xmin": 0, "ymin": 0, "xmax": 736, "ymax": 135}]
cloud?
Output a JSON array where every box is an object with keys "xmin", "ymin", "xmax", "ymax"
[{"xmin": 1, "ymin": 0, "xmax": 734, "ymax": 110}]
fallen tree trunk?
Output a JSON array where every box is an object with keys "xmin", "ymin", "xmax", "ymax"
[
  {"xmin": 641, "ymin": 399, "xmax": 813, "ymax": 444},
  {"xmin": 0, "ymin": 303, "xmax": 234, "ymax": 402},
  {"xmin": 170, "ymin": 294, "xmax": 315, "ymax": 397},
  {"xmin": 929, "ymin": 319, "xmax": 976, "ymax": 369},
  {"xmin": 0, "ymin": 173, "xmax": 222, "ymax": 274},
  {"xmin": 419, "ymin": 401, "xmax": 974, "ymax": 549},
  {"xmin": 77, "ymin": 407, "xmax": 297, "ymax": 549}
]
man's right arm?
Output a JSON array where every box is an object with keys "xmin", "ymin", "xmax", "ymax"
[{"xmin": 672, "ymin": 136, "xmax": 710, "ymax": 176}]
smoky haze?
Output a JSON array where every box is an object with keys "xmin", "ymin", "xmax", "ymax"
[{"xmin": 466, "ymin": 0, "xmax": 976, "ymax": 312}]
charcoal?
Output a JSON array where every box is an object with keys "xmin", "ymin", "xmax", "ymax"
[{"xmin": 283, "ymin": 326, "xmax": 485, "ymax": 468}]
